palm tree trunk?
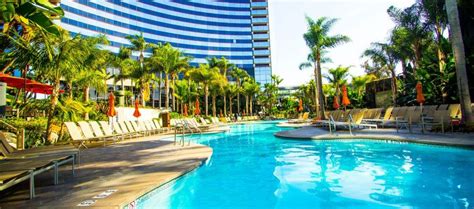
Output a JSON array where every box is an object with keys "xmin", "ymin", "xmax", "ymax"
[
  {"xmin": 390, "ymin": 69, "xmax": 398, "ymax": 106},
  {"xmin": 212, "ymin": 95, "xmax": 216, "ymax": 117},
  {"xmin": 171, "ymin": 75, "xmax": 176, "ymax": 111},
  {"xmin": 316, "ymin": 59, "xmax": 325, "ymax": 119},
  {"xmin": 223, "ymin": 94, "xmax": 227, "ymax": 116},
  {"xmin": 158, "ymin": 73, "xmax": 162, "ymax": 109},
  {"xmin": 205, "ymin": 84, "xmax": 209, "ymax": 116},
  {"xmin": 46, "ymin": 81, "xmax": 60, "ymax": 143},
  {"xmin": 165, "ymin": 74, "xmax": 170, "ymax": 109},
  {"xmin": 83, "ymin": 86, "xmax": 90, "ymax": 120},
  {"xmin": 237, "ymin": 80, "xmax": 241, "ymax": 114},
  {"xmin": 250, "ymin": 96, "xmax": 253, "ymax": 115},
  {"xmin": 229, "ymin": 97, "xmax": 233, "ymax": 115},
  {"xmin": 245, "ymin": 95, "xmax": 249, "ymax": 115},
  {"xmin": 446, "ymin": 0, "xmax": 473, "ymax": 123},
  {"xmin": 67, "ymin": 81, "xmax": 73, "ymax": 99}
]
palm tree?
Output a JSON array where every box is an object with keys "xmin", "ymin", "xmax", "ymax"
[
  {"xmin": 445, "ymin": 0, "xmax": 473, "ymax": 123},
  {"xmin": 173, "ymin": 80, "xmax": 189, "ymax": 114},
  {"xmin": 230, "ymin": 67, "xmax": 249, "ymax": 114},
  {"xmin": 208, "ymin": 57, "xmax": 234, "ymax": 116},
  {"xmin": 150, "ymin": 43, "xmax": 191, "ymax": 109},
  {"xmin": 125, "ymin": 32, "xmax": 150, "ymax": 70},
  {"xmin": 189, "ymin": 64, "xmax": 219, "ymax": 116},
  {"xmin": 242, "ymin": 80, "xmax": 260, "ymax": 115},
  {"xmin": 226, "ymin": 84, "xmax": 239, "ymax": 115},
  {"xmin": 302, "ymin": 16, "xmax": 350, "ymax": 119},
  {"xmin": 209, "ymin": 74, "xmax": 227, "ymax": 117},
  {"xmin": 388, "ymin": 5, "xmax": 430, "ymax": 73},
  {"xmin": 7, "ymin": 29, "xmax": 85, "ymax": 141},
  {"xmin": 323, "ymin": 66, "xmax": 350, "ymax": 100},
  {"xmin": 362, "ymin": 43, "xmax": 398, "ymax": 105}
]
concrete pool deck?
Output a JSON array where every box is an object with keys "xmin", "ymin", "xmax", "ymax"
[
  {"xmin": 0, "ymin": 134, "xmax": 212, "ymax": 209},
  {"xmin": 275, "ymin": 126, "xmax": 474, "ymax": 148}
]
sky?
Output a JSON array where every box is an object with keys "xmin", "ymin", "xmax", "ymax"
[{"xmin": 269, "ymin": 0, "xmax": 415, "ymax": 87}]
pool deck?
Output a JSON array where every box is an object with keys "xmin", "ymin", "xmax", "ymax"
[
  {"xmin": 0, "ymin": 134, "xmax": 213, "ymax": 209},
  {"xmin": 275, "ymin": 126, "xmax": 474, "ymax": 148}
]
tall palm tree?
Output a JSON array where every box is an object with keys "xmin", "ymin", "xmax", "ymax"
[
  {"xmin": 302, "ymin": 16, "xmax": 350, "ymax": 119},
  {"xmin": 208, "ymin": 57, "xmax": 234, "ymax": 116},
  {"xmin": 226, "ymin": 84, "xmax": 239, "ymax": 115},
  {"xmin": 323, "ymin": 66, "xmax": 350, "ymax": 99},
  {"xmin": 7, "ymin": 29, "xmax": 84, "ymax": 141},
  {"xmin": 189, "ymin": 64, "xmax": 219, "ymax": 116},
  {"xmin": 362, "ymin": 43, "xmax": 398, "ymax": 105},
  {"xmin": 125, "ymin": 32, "xmax": 150, "ymax": 69},
  {"xmin": 150, "ymin": 43, "xmax": 191, "ymax": 109},
  {"xmin": 242, "ymin": 80, "xmax": 260, "ymax": 115},
  {"xmin": 209, "ymin": 74, "xmax": 227, "ymax": 117},
  {"xmin": 230, "ymin": 67, "xmax": 249, "ymax": 114},
  {"xmin": 445, "ymin": 0, "xmax": 473, "ymax": 123}
]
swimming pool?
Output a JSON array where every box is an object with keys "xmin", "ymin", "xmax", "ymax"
[{"xmin": 133, "ymin": 122, "xmax": 474, "ymax": 209}]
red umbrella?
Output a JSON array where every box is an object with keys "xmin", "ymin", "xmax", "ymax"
[
  {"xmin": 107, "ymin": 92, "xmax": 117, "ymax": 117},
  {"xmin": 341, "ymin": 85, "xmax": 351, "ymax": 108},
  {"xmin": 133, "ymin": 99, "xmax": 141, "ymax": 118},
  {"xmin": 183, "ymin": 104, "xmax": 188, "ymax": 117},
  {"xmin": 25, "ymin": 80, "xmax": 62, "ymax": 95},
  {"xmin": 416, "ymin": 82, "xmax": 425, "ymax": 104},
  {"xmin": 0, "ymin": 73, "xmax": 28, "ymax": 88},
  {"xmin": 333, "ymin": 96, "xmax": 340, "ymax": 110},
  {"xmin": 298, "ymin": 99, "xmax": 303, "ymax": 112},
  {"xmin": 194, "ymin": 99, "xmax": 200, "ymax": 115}
]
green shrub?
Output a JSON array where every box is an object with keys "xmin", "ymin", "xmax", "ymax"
[{"xmin": 2, "ymin": 117, "xmax": 48, "ymax": 148}]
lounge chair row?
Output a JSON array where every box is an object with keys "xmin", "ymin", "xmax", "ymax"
[
  {"xmin": 65, "ymin": 120, "xmax": 168, "ymax": 149},
  {"xmin": 321, "ymin": 103, "xmax": 464, "ymax": 133},
  {"xmin": 0, "ymin": 132, "xmax": 77, "ymax": 199}
]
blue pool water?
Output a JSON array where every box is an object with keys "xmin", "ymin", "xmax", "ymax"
[{"xmin": 135, "ymin": 123, "xmax": 474, "ymax": 209}]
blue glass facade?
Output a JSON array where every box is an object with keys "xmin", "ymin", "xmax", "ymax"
[{"xmin": 59, "ymin": 0, "xmax": 272, "ymax": 85}]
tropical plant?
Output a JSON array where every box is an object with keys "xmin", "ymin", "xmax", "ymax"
[
  {"xmin": 362, "ymin": 43, "xmax": 399, "ymax": 105},
  {"xmin": 324, "ymin": 66, "xmax": 350, "ymax": 99},
  {"xmin": 226, "ymin": 84, "xmax": 240, "ymax": 115},
  {"xmin": 229, "ymin": 67, "xmax": 249, "ymax": 114},
  {"xmin": 189, "ymin": 64, "xmax": 219, "ymax": 116},
  {"xmin": 209, "ymin": 73, "xmax": 227, "ymax": 117},
  {"xmin": 301, "ymin": 16, "xmax": 350, "ymax": 118},
  {"xmin": 242, "ymin": 79, "xmax": 260, "ymax": 115},
  {"xmin": 148, "ymin": 43, "xmax": 190, "ymax": 109}
]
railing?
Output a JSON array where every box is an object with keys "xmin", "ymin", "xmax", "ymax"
[{"xmin": 0, "ymin": 119, "xmax": 25, "ymax": 150}]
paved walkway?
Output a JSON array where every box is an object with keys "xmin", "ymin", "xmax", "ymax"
[
  {"xmin": 0, "ymin": 134, "xmax": 212, "ymax": 209},
  {"xmin": 275, "ymin": 126, "xmax": 474, "ymax": 148}
]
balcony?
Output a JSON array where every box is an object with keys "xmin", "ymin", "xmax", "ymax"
[
  {"xmin": 253, "ymin": 33, "xmax": 270, "ymax": 40},
  {"xmin": 252, "ymin": 17, "xmax": 268, "ymax": 24},
  {"xmin": 251, "ymin": 2, "xmax": 268, "ymax": 8},
  {"xmin": 252, "ymin": 25, "xmax": 269, "ymax": 32},
  {"xmin": 253, "ymin": 41, "xmax": 270, "ymax": 48},
  {"xmin": 251, "ymin": 10, "xmax": 268, "ymax": 16},
  {"xmin": 254, "ymin": 58, "xmax": 271, "ymax": 64},
  {"xmin": 253, "ymin": 49, "xmax": 270, "ymax": 56}
]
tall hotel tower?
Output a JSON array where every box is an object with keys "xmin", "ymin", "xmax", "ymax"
[{"xmin": 59, "ymin": 0, "xmax": 272, "ymax": 85}]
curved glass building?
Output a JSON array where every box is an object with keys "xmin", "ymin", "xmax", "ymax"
[{"xmin": 59, "ymin": 0, "xmax": 272, "ymax": 85}]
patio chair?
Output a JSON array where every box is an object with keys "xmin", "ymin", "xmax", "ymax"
[
  {"xmin": 396, "ymin": 108, "xmax": 422, "ymax": 132},
  {"xmin": 422, "ymin": 110, "xmax": 452, "ymax": 133},
  {"xmin": 0, "ymin": 132, "xmax": 77, "ymax": 199},
  {"xmin": 77, "ymin": 121, "xmax": 107, "ymax": 146},
  {"xmin": 64, "ymin": 122, "xmax": 95, "ymax": 149},
  {"xmin": 129, "ymin": 121, "xmax": 147, "ymax": 136},
  {"xmin": 118, "ymin": 121, "xmax": 141, "ymax": 138},
  {"xmin": 88, "ymin": 121, "xmax": 118, "ymax": 143},
  {"xmin": 153, "ymin": 120, "xmax": 168, "ymax": 133},
  {"xmin": 98, "ymin": 121, "xmax": 124, "ymax": 141},
  {"xmin": 363, "ymin": 107, "xmax": 394, "ymax": 124}
]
